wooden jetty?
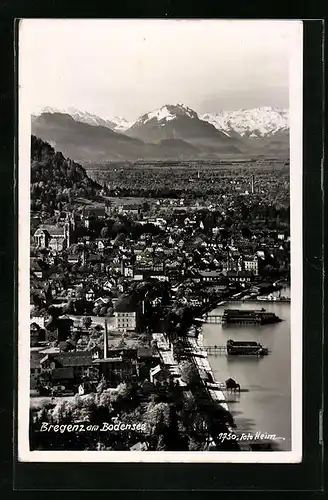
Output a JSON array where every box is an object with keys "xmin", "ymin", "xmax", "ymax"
[
  {"xmin": 203, "ymin": 345, "xmax": 227, "ymax": 354},
  {"xmin": 203, "ymin": 315, "xmax": 223, "ymax": 324}
]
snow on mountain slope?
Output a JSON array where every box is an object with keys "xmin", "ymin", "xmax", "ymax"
[
  {"xmin": 111, "ymin": 116, "xmax": 134, "ymax": 132},
  {"xmin": 200, "ymin": 107, "xmax": 289, "ymax": 138},
  {"xmin": 34, "ymin": 107, "xmax": 133, "ymax": 132},
  {"xmin": 32, "ymin": 104, "xmax": 289, "ymax": 157},
  {"xmin": 34, "ymin": 105, "xmax": 289, "ymax": 139},
  {"xmin": 137, "ymin": 103, "xmax": 199, "ymax": 125},
  {"xmin": 125, "ymin": 103, "xmax": 243, "ymax": 154},
  {"xmin": 67, "ymin": 107, "xmax": 117, "ymax": 129}
]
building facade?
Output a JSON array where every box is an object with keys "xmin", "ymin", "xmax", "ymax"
[
  {"xmin": 114, "ymin": 311, "xmax": 137, "ymax": 332},
  {"xmin": 243, "ymin": 256, "xmax": 259, "ymax": 275},
  {"xmin": 34, "ymin": 214, "xmax": 75, "ymax": 251}
]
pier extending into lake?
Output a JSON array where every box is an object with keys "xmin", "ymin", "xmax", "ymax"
[
  {"xmin": 203, "ymin": 345, "xmax": 227, "ymax": 354},
  {"xmin": 204, "ymin": 315, "xmax": 223, "ymax": 324}
]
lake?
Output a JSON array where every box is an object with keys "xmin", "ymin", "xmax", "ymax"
[{"xmin": 202, "ymin": 286, "xmax": 291, "ymax": 451}]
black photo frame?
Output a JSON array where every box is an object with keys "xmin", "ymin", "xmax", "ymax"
[{"xmin": 0, "ymin": 8, "xmax": 324, "ymax": 493}]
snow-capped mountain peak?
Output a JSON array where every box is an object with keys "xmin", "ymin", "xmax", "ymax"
[
  {"xmin": 34, "ymin": 104, "xmax": 289, "ymax": 142},
  {"xmin": 36, "ymin": 106, "xmax": 65, "ymax": 115},
  {"xmin": 34, "ymin": 107, "xmax": 133, "ymax": 132},
  {"xmin": 200, "ymin": 107, "xmax": 289, "ymax": 138},
  {"xmin": 111, "ymin": 116, "xmax": 134, "ymax": 132},
  {"xmin": 66, "ymin": 107, "xmax": 115, "ymax": 128},
  {"xmin": 138, "ymin": 103, "xmax": 199, "ymax": 125}
]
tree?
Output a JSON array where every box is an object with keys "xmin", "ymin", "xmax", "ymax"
[
  {"xmin": 76, "ymin": 287, "xmax": 86, "ymax": 300},
  {"xmin": 99, "ymin": 306, "xmax": 107, "ymax": 316},
  {"xmin": 100, "ymin": 226, "xmax": 109, "ymax": 238},
  {"xmin": 180, "ymin": 361, "xmax": 199, "ymax": 387},
  {"xmin": 83, "ymin": 316, "xmax": 92, "ymax": 329},
  {"xmin": 156, "ymin": 435, "xmax": 167, "ymax": 451},
  {"xmin": 74, "ymin": 299, "xmax": 86, "ymax": 315},
  {"xmin": 59, "ymin": 340, "xmax": 73, "ymax": 352},
  {"xmin": 106, "ymin": 307, "xmax": 114, "ymax": 317},
  {"xmin": 62, "ymin": 300, "xmax": 74, "ymax": 314},
  {"xmin": 32, "ymin": 293, "xmax": 43, "ymax": 309},
  {"xmin": 97, "ymin": 390, "xmax": 114, "ymax": 410},
  {"xmin": 96, "ymin": 375, "xmax": 108, "ymax": 394},
  {"xmin": 116, "ymin": 382, "xmax": 130, "ymax": 400}
]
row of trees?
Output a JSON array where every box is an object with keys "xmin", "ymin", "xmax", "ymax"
[
  {"xmin": 31, "ymin": 380, "xmax": 208, "ymax": 451},
  {"xmin": 31, "ymin": 369, "xmax": 238, "ymax": 451}
]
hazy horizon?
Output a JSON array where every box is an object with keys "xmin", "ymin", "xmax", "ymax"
[{"xmin": 20, "ymin": 19, "xmax": 299, "ymax": 121}]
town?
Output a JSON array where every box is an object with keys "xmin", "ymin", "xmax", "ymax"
[{"xmin": 29, "ymin": 136, "xmax": 290, "ymax": 452}]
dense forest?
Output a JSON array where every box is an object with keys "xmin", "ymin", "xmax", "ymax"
[{"xmin": 30, "ymin": 136, "xmax": 100, "ymax": 212}]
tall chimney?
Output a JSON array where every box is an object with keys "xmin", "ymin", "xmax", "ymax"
[
  {"xmin": 104, "ymin": 319, "xmax": 108, "ymax": 359},
  {"xmin": 251, "ymin": 175, "xmax": 254, "ymax": 194}
]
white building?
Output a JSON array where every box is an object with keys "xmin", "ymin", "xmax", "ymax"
[
  {"xmin": 114, "ymin": 298, "xmax": 138, "ymax": 332},
  {"xmin": 30, "ymin": 311, "xmax": 50, "ymax": 329},
  {"xmin": 114, "ymin": 311, "xmax": 137, "ymax": 332},
  {"xmin": 243, "ymin": 256, "xmax": 259, "ymax": 276}
]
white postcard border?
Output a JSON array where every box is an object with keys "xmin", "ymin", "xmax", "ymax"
[{"xmin": 18, "ymin": 19, "xmax": 303, "ymax": 463}]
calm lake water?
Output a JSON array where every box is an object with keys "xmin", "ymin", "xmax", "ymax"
[{"xmin": 202, "ymin": 287, "xmax": 291, "ymax": 451}]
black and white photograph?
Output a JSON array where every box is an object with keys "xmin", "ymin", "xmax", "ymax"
[{"xmin": 18, "ymin": 19, "xmax": 303, "ymax": 462}]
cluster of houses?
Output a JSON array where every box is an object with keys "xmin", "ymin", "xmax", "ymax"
[
  {"xmin": 30, "ymin": 307, "xmax": 187, "ymax": 396},
  {"xmin": 30, "ymin": 199, "xmax": 290, "ymax": 397},
  {"xmin": 30, "ymin": 323, "xmax": 157, "ymax": 394}
]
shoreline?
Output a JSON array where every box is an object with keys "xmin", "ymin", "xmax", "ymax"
[{"xmin": 187, "ymin": 329, "xmax": 230, "ymax": 413}]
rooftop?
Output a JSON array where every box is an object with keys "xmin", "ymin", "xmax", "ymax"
[
  {"xmin": 52, "ymin": 367, "xmax": 74, "ymax": 380},
  {"xmin": 84, "ymin": 207, "xmax": 106, "ymax": 216},
  {"xmin": 35, "ymin": 225, "xmax": 66, "ymax": 236},
  {"xmin": 227, "ymin": 270, "xmax": 254, "ymax": 277},
  {"xmin": 93, "ymin": 357, "xmax": 123, "ymax": 363},
  {"xmin": 198, "ymin": 270, "xmax": 222, "ymax": 277},
  {"xmin": 115, "ymin": 296, "xmax": 139, "ymax": 313},
  {"xmin": 52, "ymin": 351, "xmax": 93, "ymax": 367}
]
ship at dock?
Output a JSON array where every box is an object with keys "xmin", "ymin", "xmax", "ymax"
[
  {"xmin": 226, "ymin": 339, "xmax": 269, "ymax": 356},
  {"xmin": 221, "ymin": 308, "xmax": 282, "ymax": 326}
]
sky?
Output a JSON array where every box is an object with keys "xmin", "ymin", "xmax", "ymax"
[{"xmin": 19, "ymin": 19, "xmax": 301, "ymax": 121}]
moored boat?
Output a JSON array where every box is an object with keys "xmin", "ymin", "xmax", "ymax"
[
  {"xmin": 222, "ymin": 308, "xmax": 281, "ymax": 325},
  {"xmin": 226, "ymin": 339, "xmax": 269, "ymax": 356}
]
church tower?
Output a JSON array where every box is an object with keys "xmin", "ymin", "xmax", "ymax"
[
  {"xmin": 64, "ymin": 213, "xmax": 75, "ymax": 248},
  {"xmin": 103, "ymin": 320, "xmax": 108, "ymax": 359},
  {"xmin": 82, "ymin": 247, "xmax": 86, "ymax": 266},
  {"xmin": 64, "ymin": 215, "xmax": 71, "ymax": 248},
  {"xmin": 64, "ymin": 220, "xmax": 71, "ymax": 248}
]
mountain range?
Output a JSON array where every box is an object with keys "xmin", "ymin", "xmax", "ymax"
[
  {"xmin": 32, "ymin": 104, "xmax": 289, "ymax": 164},
  {"xmin": 38, "ymin": 107, "xmax": 133, "ymax": 132},
  {"xmin": 200, "ymin": 107, "xmax": 288, "ymax": 138}
]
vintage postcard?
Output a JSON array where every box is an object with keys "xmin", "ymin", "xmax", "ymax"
[{"xmin": 18, "ymin": 19, "xmax": 303, "ymax": 462}]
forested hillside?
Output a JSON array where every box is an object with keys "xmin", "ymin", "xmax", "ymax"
[{"xmin": 30, "ymin": 135, "xmax": 100, "ymax": 212}]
